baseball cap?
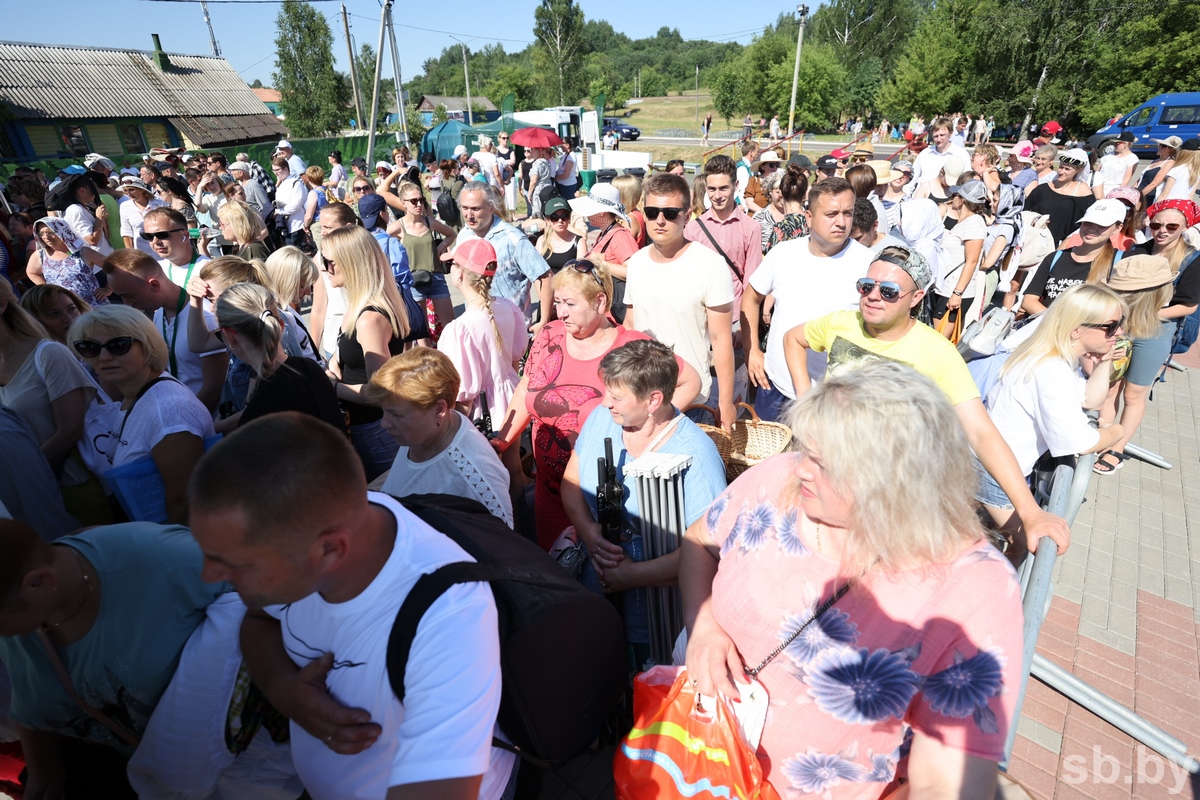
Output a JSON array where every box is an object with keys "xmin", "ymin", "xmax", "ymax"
[
  {"xmin": 1079, "ymin": 198, "xmax": 1128, "ymax": 228},
  {"xmin": 351, "ymin": 157, "xmax": 368, "ymax": 169},
  {"xmin": 64, "ymin": 164, "xmax": 87, "ymax": 175},
  {"xmin": 1105, "ymin": 186, "xmax": 1141, "ymax": 207},
  {"xmin": 948, "ymin": 179, "xmax": 988, "ymax": 204},
  {"xmin": 830, "ymin": 148, "xmax": 851, "ymax": 161},
  {"xmin": 228, "ymin": 161, "xmax": 251, "ymax": 173},
  {"xmin": 357, "ymin": 193, "xmax": 388, "ymax": 229},
  {"xmin": 453, "ymin": 144, "xmax": 468, "ymax": 158},
  {"xmin": 439, "ymin": 238, "xmax": 498, "ymax": 276},
  {"xmin": 1117, "ymin": 132, "xmax": 1135, "ymax": 143},
  {"xmin": 788, "ymin": 154, "xmax": 814, "ymax": 170},
  {"xmin": 277, "ymin": 140, "xmax": 292, "ymax": 150},
  {"xmin": 816, "ymin": 155, "xmax": 838, "ymax": 170},
  {"xmin": 877, "ymin": 246, "xmax": 933, "ymax": 292},
  {"xmin": 1041, "ymin": 121, "xmax": 1063, "ymax": 135},
  {"xmin": 1181, "ymin": 138, "xmax": 1200, "ymax": 152},
  {"xmin": 543, "ymin": 197, "xmax": 569, "ymax": 217}
]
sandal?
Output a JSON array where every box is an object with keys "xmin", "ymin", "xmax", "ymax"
[{"xmin": 1093, "ymin": 450, "xmax": 1125, "ymax": 475}]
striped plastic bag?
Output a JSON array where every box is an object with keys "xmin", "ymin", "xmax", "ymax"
[{"xmin": 614, "ymin": 665, "xmax": 780, "ymax": 800}]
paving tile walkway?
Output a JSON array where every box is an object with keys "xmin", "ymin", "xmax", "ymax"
[{"xmin": 1007, "ymin": 345, "xmax": 1200, "ymax": 799}]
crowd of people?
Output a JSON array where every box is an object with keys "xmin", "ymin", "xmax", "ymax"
[{"xmin": 0, "ymin": 116, "xmax": 1195, "ymax": 799}]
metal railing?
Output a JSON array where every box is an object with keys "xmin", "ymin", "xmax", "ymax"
[{"xmin": 1003, "ymin": 448, "xmax": 1199, "ymax": 774}]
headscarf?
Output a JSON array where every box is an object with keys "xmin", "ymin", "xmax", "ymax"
[
  {"xmin": 986, "ymin": 185, "xmax": 1025, "ymax": 279},
  {"xmin": 1146, "ymin": 199, "xmax": 1200, "ymax": 228},
  {"xmin": 895, "ymin": 198, "xmax": 945, "ymax": 288},
  {"xmin": 34, "ymin": 216, "xmax": 86, "ymax": 257}
]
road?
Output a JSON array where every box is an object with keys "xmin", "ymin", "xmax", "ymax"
[{"xmin": 636, "ymin": 136, "xmax": 911, "ymax": 157}]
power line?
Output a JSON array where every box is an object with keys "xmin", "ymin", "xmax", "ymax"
[
  {"xmin": 140, "ymin": 0, "xmax": 341, "ymax": 3},
  {"xmin": 349, "ymin": 13, "xmax": 532, "ymax": 43}
]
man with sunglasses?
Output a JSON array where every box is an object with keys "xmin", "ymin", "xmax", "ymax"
[
  {"xmin": 143, "ymin": 207, "xmax": 210, "ymax": 289},
  {"xmin": 101, "ymin": 249, "xmax": 228, "ymax": 413},
  {"xmin": 743, "ymin": 178, "xmax": 867, "ymax": 422},
  {"xmin": 625, "ymin": 173, "xmax": 737, "ymax": 431},
  {"xmin": 783, "ymin": 247, "xmax": 1072, "ymax": 556}
]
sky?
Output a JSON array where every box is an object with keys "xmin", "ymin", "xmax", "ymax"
[{"xmin": 6, "ymin": 0, "xmax": 800, "ymax": 90}]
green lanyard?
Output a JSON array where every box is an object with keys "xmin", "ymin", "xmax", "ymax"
[{"xmin": 162, "ymin": 258, "xmax": 197, "ymax": 378}]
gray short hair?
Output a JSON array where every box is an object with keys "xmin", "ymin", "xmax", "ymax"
[
  {"xmin": 598, "ymin": 339, "xmax": 678, "ymax": 401},
  {"xmin": 785, "ymin": 359, "xmax": 983, "ymax": 573},
  {"xmin": 760, "ymin": 171, "xmax": 782, "ymax": 196}
]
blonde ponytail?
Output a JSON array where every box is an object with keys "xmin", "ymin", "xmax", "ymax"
[
  {"xmin": 214, "ymin": 282, "xmax": 286, "ymax": 380},
  {"xmin": 462, "ymin": 270, "xmax": 503, "ymax": 351}
]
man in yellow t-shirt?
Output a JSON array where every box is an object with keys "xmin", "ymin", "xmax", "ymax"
[{"xmin": 783, "ymin": 245, "xmax": 1071, "ymax": 557}]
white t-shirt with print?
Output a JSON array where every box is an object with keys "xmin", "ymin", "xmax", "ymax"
[
  {"xmin": 152, "ymin": 303, "xmax": 225, "ymax": 399},
  {"xmin": 625, "ymin": 242, "xmax": 736, "ymax": 403},
  {"xmin": 986, "ymin": 358, "xmax": 1101, "ymax": 475},
  {"xmin": 380, "ymin": 412, "xmax": 513, "ymax": 527},
  {"xmin": 1093, "ymin": 152, "xmax": 1139, "ymax": 194},
  {"xmin": 936, "ymin": 214, "xmax": 988, "ymax": 298},
  {"xmin": 103, "ymin": 377, "xmax": 215, "ymax": 469},
  {"xmin": 263, "ymin": 492, "xmax": 515, "ymax": 800},
  {"xmin": 748, "ymin": 237, "xmax": 869, "ymax": 396}
]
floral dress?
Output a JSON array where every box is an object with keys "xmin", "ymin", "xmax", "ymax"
[
  {"xmin": 34, "ymin": 217, "xmax": 108, "ymax": 305},
  {"xmin": 706, "ymin": 452, "xmax": 1023, "ymax": 798}
]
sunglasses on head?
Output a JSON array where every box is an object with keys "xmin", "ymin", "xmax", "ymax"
[
  {"xmin": 144, "ymin": 228, "xmax": 186, "ymax": 241},
  {"xmin": 1060, "ymin": 158, "xmax": 1085, "ymax": 168},
  {"xmin": 1081, "ymin": 317, "xmax": 1124, "ymax": 337},
  {"xmin": 73, "ymin": 336, "xmax": 136, "ymax": 358},
  {"xmin": 1149, "ymin": 221, "xmax": 1182, "ymax": 232},
  {"xmin": 564, "ymin": 259, "xmax": 602, "ymax": 287},
  {"xmin": 644, "ymin": 206, "xmax": 685, "ymax": 222},
  {"xmin": 856, "ymin": 277, "xmax": 912, "ymax": 301}
]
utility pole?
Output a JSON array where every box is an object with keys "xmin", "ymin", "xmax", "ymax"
[
  {"xmin": 695, "ymin": 65, "xmax": 699, "ymax": 127},
  {"xmin": 365, "ymin": 0, "xmax": 389, "ymax": 168},
  {"xmin": 341, "ymin": 3, "xmax": 365, "ymax": 132},
  {"xmin": 786, "ymin": 4, "xmax": 810, "ymax": 156},
  {"xmin": 384, "ymin": 6, "xmax": 408, "ymax": 144},
  {"xmin": 200, "ymin": 0, "xmax": 221, "ymax": 57},
  {"xmin": 462, "ymin": 44, "xmax": 473, "ymax": 126}
]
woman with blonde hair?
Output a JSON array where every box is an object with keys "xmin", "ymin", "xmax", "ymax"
[
  {"xmin": 494, "ymin": 259, "xmax": 700, "ymax": 547},
  {"xmin": 366, "ymin": 348, "xmax": 513, "ymax": 526},
  {"xmin": 211, "ymin": 200, "xmax": 269, "ymax": 261},
  {"xmin": 69, "ymin": 305, "xmax": 213, "ymax": 523},
  {"xmin": 321, "ymin": 225, "xmax": 412, "ymax": 479},
  {"xmin": 437, "ymin": 239, "xmax": 526, "ymax": 430},
  {"xmin": 611, "ymin": 174, "xmax": 645, "ymax": 245},
  {"xmin": 535, "ymin": 196, "xmax": 579, "ymax": 276},
  {"xmin": 213, "ymin": 282, "xmax": 342, "ymax": 434},
  {"xmin": 684, "ymin": 360, "xmax": 1023, "ymax": 797},
  {"xmin": 983, "ymin": 283, "xmax": 1127, "ymax": 558},
  {"xmin": 1158, "ymin": 140, "xmax": 1200, "ymax": 201},
  {"xmin": 0, "ymin": 279, "xmax": 104, "ymax": 522}
]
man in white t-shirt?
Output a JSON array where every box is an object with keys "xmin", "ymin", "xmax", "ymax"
[
  {"xmin": 1093, "ymin": 132, "xmax": 1140, "ymax": 199},
  {"xmin": 143, "ymin": 207, "xmax": 210, "ymax": 289},
  {"xmin": 908, "ymin": 118, "xmax": 970, "ymax": 194},
  {"xmin": 742, "ymin": 177, "xmax": 869, "ymax": 421},
  {"xmin": 188, "ymin": 413, "xmax": 516, "ymax": 800},
  {"xmin": 625, "ymin": 172, "xmax": 737, "ymax": 429},
  {"xmin": 101, "ymin": 249, "xmax": 227, "ymax": 413}
]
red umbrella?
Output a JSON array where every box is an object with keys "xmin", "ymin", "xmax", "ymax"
[{"xmin": 510, "ymin": 127, "xmax": 563, "ymax": 148}]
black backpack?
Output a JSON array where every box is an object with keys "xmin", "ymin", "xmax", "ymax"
[
  {"xmin": 436, "ymin": 188, "xmax": 461, "ymax": 227},
  {"xmin": 386, "ymin": 494, "xmax": 627, "ymax": 766}
]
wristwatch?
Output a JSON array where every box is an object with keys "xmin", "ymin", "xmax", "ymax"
[{"xmin": 952, "ymin": 290, "xmax": 964, "ymax": 297}]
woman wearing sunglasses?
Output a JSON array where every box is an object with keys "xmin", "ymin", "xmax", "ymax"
[
  {"xmin": 70, "ymin": 305, "xmax": 214, "ymax": 524},
  {"xmin": 570, "ymin": 183, "xmax": 640, "ymax": 324},
  {"xmin": 1025, "ymin": 147, "xmax": 1096, "ymax": 246},
  {"xmin": 982, "ymin": 283, "xmax": 1127, "ymax": 559},
  {"xmin": 493, "ymin": 259, "xmax": 700, "ymax": 549},
  {"xmin": 1093, "ymin": 254, "xmax": 1185, "ymax": 475},
  {"xmin": 381, "ymin": 179, "xmax": 458, "ymax": 335},
  {"xmin": 24, "ymin": 217, "xmax": 109, "ymax": 306},
  {"xmin": 535, "ymin": 196, "xmax": 580, "ymax": 276}
]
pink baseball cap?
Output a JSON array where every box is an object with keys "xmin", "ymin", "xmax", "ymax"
[
  {"xmin": 441, "ymin": 238, "xmax": 498, "ymax": 276},
  {"xmin": 1105, "ymin": 186, "xmax": 1141, "ymax": 207}
]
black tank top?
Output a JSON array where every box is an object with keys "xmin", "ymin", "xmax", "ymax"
[
  {"xmin": 337, "ymin": 306, "xmax": 404, "ymax": 425},
  {"xmin": 545, "ymin": 245, "xmax": 576, "ymax": 274}
]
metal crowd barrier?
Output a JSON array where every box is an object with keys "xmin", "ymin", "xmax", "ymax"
[{"xmin": 1002, "ymin": 453, "xmax": 1199, "ymax": 774}]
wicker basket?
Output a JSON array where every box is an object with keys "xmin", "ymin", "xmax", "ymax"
[
  {"xmin": 683, "ymin": 403, "xmax": 792, "ymax": 483},
  {"xmin": 681, "ymin": 404, "xmax": 733, "ymax": 465}
]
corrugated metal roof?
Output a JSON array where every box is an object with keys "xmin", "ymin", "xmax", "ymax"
[
  {"xmin": 170, "ymin": 114, "xmax": 287, "ymax": 147},
  {"xmin": 417, "ymin": 95, "xmax": 498, "ymax": 113},
  {"xmin": 0, "ymin": 41, "xmax": 274, "ymax": 120}
]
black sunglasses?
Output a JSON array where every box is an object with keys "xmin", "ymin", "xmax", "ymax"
[
  {"xmin": 1059, "ymin": 158, "xmax": 1085, "ymax": 168},
  {"xmin": 145, "ymin": 228, "xmax": 187, "ymax": 241},
  {"xmin": 548, "ymin": 212, "xmax": 570, "ymax": 222},
  {"xmin": 1081, "ymin": 317, "xmax": 1124, "ymax": 337},
  {"xmin": 644, "ymin": 206, "xmax": 685, "ymax": 221},
  {"xmin": 353, "ymin": 185, "xmax": 372, "ymax": 193},
  {"xmin": 564, "ymin": 259, "xmax": 602, "ymax": 287},
  {"xmin": 74, "ymin": 336, "xmax": 136, "ymax": 358},
  {"xmin": 322, "ymin": 256, "xmax": 336, "ymax": 272},
  {"xmin": 404, "ymin": 196, "xmax": 427, "ymax": 205},
  {"xmin": 1149, "ymin": 222, "xmax": 1181, "ymax": 233},
  {"xmin": 856, "ymin": 278, "xmax": 911, "ymax": 301}
]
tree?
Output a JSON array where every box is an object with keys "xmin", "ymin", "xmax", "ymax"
[
  {"xmin": 533, "ymin": 0, "xmax": 586, "ymax": 105},
  {"xmin": 354, "ymin": 43, "xmax": 395, "ymax": 119},
  {"xmin": 765, "ymin": 42, "xmax": 848, "ymax": 131},
  {"xmin": 272, "ymin": 0, "xmax": 349, "ymax": 137},
  {"xmin": 250, "ymin": 78, "xmax": 264, "ymax": 89},
  {"xmin": 485, "ymin": 63, "xmax": 539, "ymax": 112},
  {"xmin": 847, "ymin": 57, "xmax": 883, "ymax": 117},
  {"xmin": 808, "ymin": 0, "xmax": 923, "ymax": 77}
]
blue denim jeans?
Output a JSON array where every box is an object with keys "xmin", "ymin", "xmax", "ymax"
[
  {"xmin": 580, "ymin": 534, "xmax": 649, "ymax": 645},
  {"xmin": 753, "ymin": 381, "xmax": 792, "ymax": 423},
  {"xmin": 350, "ymin": 420, "xmax": 399, "ymax": 482}
]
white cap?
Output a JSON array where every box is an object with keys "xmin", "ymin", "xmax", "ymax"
[
  {"xmin": 453, "ymin": 144, "xmax": 468, "ymax": 158},
  {"xmin": 1078, "ymin": 198, "xmax": 1128, "ymax": 228},
  {"xmin": 375, "ymin": 160, "xmax": 392, "ymax": 171},
  {"xmin": 228, "ymin": 161, "xmax": 251, "ymax": 173},
  {"xmin": 277, "ymin": 140, "xmax": 292, "ymax": 150}
]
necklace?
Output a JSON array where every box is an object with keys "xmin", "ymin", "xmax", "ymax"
[
  {"xmin": 413, "ymin": 414, "xmax": 455, "ymax": 461},
  {"xmin": 40, "ymin": 548, "xmax": 93, "ymax": 633}
]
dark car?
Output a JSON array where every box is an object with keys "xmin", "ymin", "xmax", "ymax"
[{"xmin": 603, "ymin": 117, "xmax": 641, "ymax": 141}]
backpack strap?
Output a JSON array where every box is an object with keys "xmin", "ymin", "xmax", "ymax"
[{"xmin": 694, "ymin": 217, "xmax": 743, "ymax": 282}]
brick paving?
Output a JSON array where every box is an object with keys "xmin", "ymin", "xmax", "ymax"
[{"xmin": 1006, "ymin": 344, "xmax": 1200, "ymax": 799}]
